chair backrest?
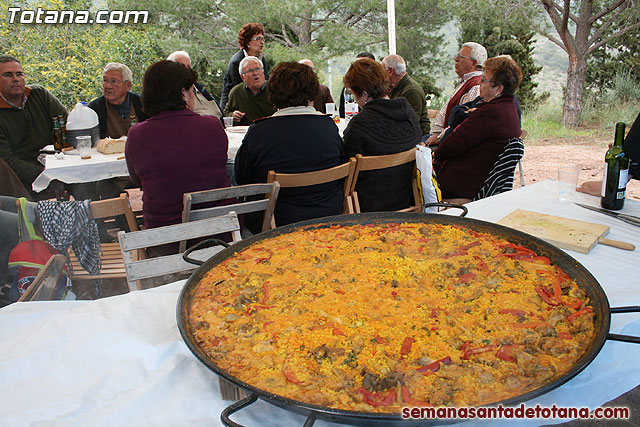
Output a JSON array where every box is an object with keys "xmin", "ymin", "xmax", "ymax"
[
  {"xmin": 180, "ymin": 183, "xmax": 280, "ymax": 252},
  {"xmin": 350, "ymin": 148, "xmax": 421, "ymax": 213},
  {"xmin": 266, "ymin": 158, "xmax": 356, "ymax": 215},
  {"xmin": 18, "ymin": 254, "xmax": 67, "ymax": 302},
  {"xmin": 474, "ymin": 137, "xmax": 525, "ymax": 200},
  {"xmin": 90, "ymin": 193, "xmax": 139, "ymax": 232},
  {"xmin": 118, "ymin": 212, "xmax": 241, "ymax": 291},
  {"xmin": 517, "ymin": 129, "xmax": 528, "ymax": 187}
]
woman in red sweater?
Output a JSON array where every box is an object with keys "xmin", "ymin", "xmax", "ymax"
[
  {"xmin": 125, "ymin": 61, "xmax": 231, "ymax": 241},
  {"xmin": 433, "ymin": 56, "xmax": 522, "ymax": 200}
]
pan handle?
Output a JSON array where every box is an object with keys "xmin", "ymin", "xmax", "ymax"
[
  {"xmin": 423, "ymin": 202, "xmax": 468, "ymax": 217},
  {"xmin": 182, "ymin": 238, "xmax": 231, "ymax": 266},
  {"xmin": 220, "ymin": 393, "xmax": 319, "ymax": 426},
  {"xmin": 220, "ymin": 393, "xmax": 258, "ymax": 427},
  {"xmin": 607, "ymin": 306, "xmax": 640, "ymax": 344}
]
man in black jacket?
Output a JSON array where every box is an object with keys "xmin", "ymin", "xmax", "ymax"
[{"xmin": 88, "ymin": 62, "xmax": 147, "ymax": 139}]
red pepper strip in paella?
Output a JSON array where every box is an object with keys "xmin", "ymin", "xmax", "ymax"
[
  {"xmin": 496, "ymin": 344, "xmax": 519, "ymax": 362},
  {"xmin": 457, "ymin": 240, "xmax": 482, "ymax": 251},
  {"xmin": 462, "ymin": 344, "xmax": 497, "ymax": 360},
  {"xmin": 401, "ymin": 385, "xmax": 433, "ymax": 407},
  {"xmin": 416, "ymin": 356, "xmax": 452, "ymax": 374},
  {"xmin": 567, "ymin": 307, "xmax": 593, "ymax": 324},
  {"xmin": 357, "ymin": 388, "xmax": 396, "ymax": 407},
  {"xmin": 400, "ymin": 337, "xmax": 415, "ymax": 357},
  {"xmin": 536, "ymin": 286, "xmax": 560, "ymax": 306}
]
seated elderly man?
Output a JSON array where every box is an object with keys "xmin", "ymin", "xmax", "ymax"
[
  {"xmin": 298, "ymin": 59, "xmax": 334, "ymax": 114},
  {"xmin": 0, "ymin": 55, "xmax": 67, "ymax": 198},
  {"xmin": 382, "ymin": 54, "xmax": 430, "ymax": 135},
  {"xmin": 425, "ymin": 42, "xmax": 487, "ymax": 146},
  {"xmin": 223, "ymin": 56, "xmax": 276, "ymax": 126},
  {"xmin": 88, "ymin": 62, "xmax": 148, "ymax": 139},
  {"xmin": 167, "ymin": 50, "xmax": 223, "ymax": 121}
]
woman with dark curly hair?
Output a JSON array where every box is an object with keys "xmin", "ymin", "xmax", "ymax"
[
  {"xmin": 433, "ymin": 55, "xmax": 522, "ymax": 200},
  {"xmin": 220, "ymin": 23, "xmax": 270, "ymax": 111},
  {"xmin": 342, "ymin": 58, "xmax": 422, "ymax": 212},
  {"xmin": 125, "ymin": 60, "xmax": 231, "ymax": 234},
  {"xmin": 234, "ymin": 61, "xmax": 343, "ymax": 229}
]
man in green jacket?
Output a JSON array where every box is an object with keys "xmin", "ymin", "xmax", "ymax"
[
  {"xmin": 0, "ymin": 55, "xmax": 67, "ymax": 196},
  {"xmin": 223, "ymin": 56, "xmax": 275, "ymax": 126},
  {"xmin": 382, "ymin": 54, "xmax": 430, "ymax": 136}
]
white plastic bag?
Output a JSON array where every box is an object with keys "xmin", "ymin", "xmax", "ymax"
[{"xmin": 415, "ymin": 145, "xmax": 441, "ymax": 212}]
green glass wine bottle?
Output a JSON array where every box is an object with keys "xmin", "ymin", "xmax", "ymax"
[{"xmin": 601, "ymin": 122, "xmax": 629, "ymax": 210}]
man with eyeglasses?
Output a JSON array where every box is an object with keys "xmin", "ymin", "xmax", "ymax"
[
  {"xmin": 88, "ymin": 62, "xmax": 148, "ymax": 139},
  {"xmin": 223, "ymin": 56, "xmax": 275, "ymax": 126},
  {"xmin": 425, "ymin": 42, "xmax": 487, "ymax": 146},
  {"xmin": 0, "ymin": 55, "xmax": 67, "ymax": 197}
]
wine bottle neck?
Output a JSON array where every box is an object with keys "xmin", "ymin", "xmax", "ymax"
[{"xmin": 614, "ymin": 122, "xmax": 625, "ymax": 148}]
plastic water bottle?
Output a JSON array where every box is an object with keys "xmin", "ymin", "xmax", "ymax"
[{"xmin": 66, "ymin": 102, "xmax": 100, "ymax": 148}]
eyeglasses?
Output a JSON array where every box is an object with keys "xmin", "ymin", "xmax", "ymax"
[
  {"xmin": 242, "ymin": 66, "xmax": 263, "ymax": 75},
  {"xmin": 2, "ymin": 71, "xmax": 25, "ymax": 78},
  {"xmin": 455, "ymin": 53, "xmax": 473, "ymax": 61},
  {"xmin": 103, "ymin": 79, "xmax": 126, "ymax": 85},
  {"xmin": 251, "ymin": 36, "xmax": 265, "ymax": 42},
  {"xmin": 480, "ymin": 76, "xmax": 497, "ymax": 84}
]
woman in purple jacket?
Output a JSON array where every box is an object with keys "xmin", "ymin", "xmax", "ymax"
[
  {"xmin": 433, "ymin": 56, "xmax": 523, "ymax": 200},
  {"xmin": 126, "ymin": 61, "xmax": 231, "ymax": 234}
]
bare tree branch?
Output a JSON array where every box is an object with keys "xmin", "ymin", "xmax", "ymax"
[
  {"xmin": 587, "ymin": 21, "xmax": 640, "ymax": 54},
  {"xmin": 588, "ymin": 2, "xmax": 631, "ymax": 46},
  {"xmin": 590, "ymin": 0, "xmax": 627, "ymax": 23},
  {"xmin": 542, "ymin": 32, "xmax": 569, "ymax": 53}
]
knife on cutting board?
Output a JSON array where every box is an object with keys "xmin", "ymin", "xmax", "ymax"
[{"xmin": 497, "ymin": 209, "xmax": 635, "ymax": 253}]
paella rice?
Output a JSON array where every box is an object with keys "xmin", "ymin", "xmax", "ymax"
[{"xmin": 188, "ymin": 222, "xmax": 596, "ymax": 412}]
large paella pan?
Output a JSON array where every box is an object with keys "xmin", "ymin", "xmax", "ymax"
[{"xmin": 177, "ymin": 212, "xmax": 639, "ymax": 426}]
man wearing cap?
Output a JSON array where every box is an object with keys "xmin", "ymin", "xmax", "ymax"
[
  {"xmin": 425, "ymin": 42, "xmax": 487, "ymax": 146},
  {"xmin": 0, "ymin": 55, "xmax": 67, "ymax": 196},
  {"xmin": 382, "ymin": 54, "xmax": 430, "ymax": 135},
  {"xmin": 88, "ymin": 62, "xmax": 147, "ymax": 139}
]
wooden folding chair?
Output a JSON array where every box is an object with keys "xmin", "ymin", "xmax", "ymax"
[
  {"xmin": 68, "ymin": 193, "xmax": 141, "ymax": 282},
  {"xmin": 18, "ymin": 254, "xmax": 67, "ymax": 302},
  {"xmin": 15, "ymin": 194, "xmax": 140, "ymax": 282},
  {"xmin": 266, "ymin": 159, "xmax": 356, "ymax": 225},
  {"xmin": 118, "ymin": 212, "xmax": 241, "ymax": 292},
  {"xmin": 350, "ymin": 148, "xmax": 421, "ymax": 213},
  {"xmin": 180, "ymin": 182, "xmax": 280, "ymax": 252}
]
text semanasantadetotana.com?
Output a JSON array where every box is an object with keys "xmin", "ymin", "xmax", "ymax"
[
  {"xmin": 7, "ymin": 7, "xmax": 148, "ymax": 24},
  {"xmin": 402, "ymin": 404, "xmax": 630, "ymax": 420}
]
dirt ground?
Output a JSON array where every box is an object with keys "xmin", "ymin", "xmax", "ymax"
[{"xmin": 512, "ymin": 136, "xmax": 640, "ymax": 200}]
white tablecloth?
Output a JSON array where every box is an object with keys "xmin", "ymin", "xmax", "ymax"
[
  {"xmin": 32, "ymin": 149, "xmax": 129, "ymax": 192},
  {"xmin": 32, "ymin": 131, "xmax": 246, "ymax": 193},
  {"xmin": 1, "ymin": 180, "xmax": 639, "ymax": 427}
]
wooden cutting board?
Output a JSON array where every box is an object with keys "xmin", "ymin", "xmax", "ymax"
[{"xmin": 497, "ymin": 209, "xmax": 635, "ymax": 253}]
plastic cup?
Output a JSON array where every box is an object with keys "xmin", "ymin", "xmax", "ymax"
[
  {"xmin": 223, "ymin": 117, "xmax": 234, "ymax": 128},
  {"xmin": 77, "ymin": 136, "xmax": 92, "ymax": 159},
  {"xmin": 325, "ymin": 103, "xmax": 336, "ymax": 115},
  {"xmin": 557, "ymin": 166, "xmax": 580, "ymax": 202}
]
